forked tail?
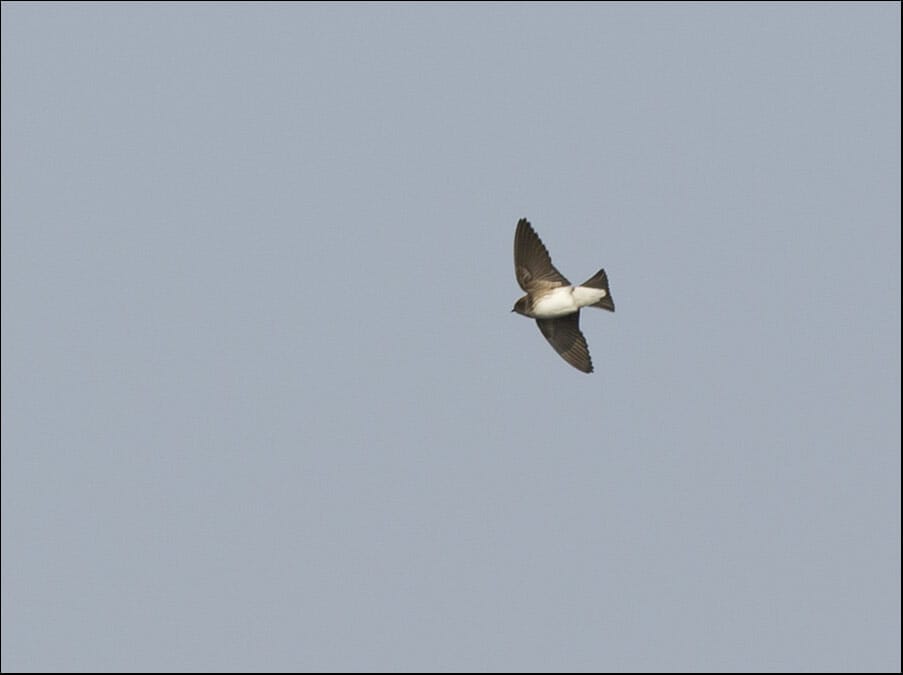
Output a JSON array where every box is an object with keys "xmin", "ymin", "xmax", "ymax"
[{"xmin": 580, "ymin": 269, "xmax": 615, "ymax": 312}]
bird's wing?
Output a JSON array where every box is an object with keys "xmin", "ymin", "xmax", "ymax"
[
  {"xmin": 536, "ymin": 313, "xmax": 593, "ymax": 373},
  {"xmin": 514, "ymin": 218, "xmax": 570, "ymax": 292}
]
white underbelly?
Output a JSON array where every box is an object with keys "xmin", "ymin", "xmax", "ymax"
[
  {"xmin": 572, "ymin": 285, "xmax": 607, "ymax": 306},
  {"xmin": 532, "ymin": 287, "xmax": 579, "ymax": 318}
]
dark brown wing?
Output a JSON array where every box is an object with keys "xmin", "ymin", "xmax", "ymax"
[
  {"xmin": 514, "ymin": 218, "xmax": 570, "ymax": 292},
  {"xmin": 536, "ymin": 313, "xmax": 593, "ymax": 373}
]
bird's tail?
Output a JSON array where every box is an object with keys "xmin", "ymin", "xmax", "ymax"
[{"xmin": 580, "ymin": 269, "xmax": 615, "ymax": 312}]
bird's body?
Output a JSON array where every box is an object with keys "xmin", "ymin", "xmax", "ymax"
[
  {"xmin": 511, "ymin": 218, "xmax": 615, "ymax": 373},
  {"xmin": 520, "ymin": 284, "xmax": 610, "ymax": 318}
]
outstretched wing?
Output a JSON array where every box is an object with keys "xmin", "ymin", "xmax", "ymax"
[
  {"xmin": 514, "ymin": 218, "xmax": 570, "ymax": 292},
  {"xmin": 536, "ymin": 313, "xmax": 593, "ymax": 373}
]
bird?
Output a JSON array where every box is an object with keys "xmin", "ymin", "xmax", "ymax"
[{"xmin": 511, "ymin": 218, "xmax": 614, "ymax": 373}]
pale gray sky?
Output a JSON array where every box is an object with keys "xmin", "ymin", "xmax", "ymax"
[{"xmin": 2, "ymin": 2, "xmax": 900, "ymax": 672}]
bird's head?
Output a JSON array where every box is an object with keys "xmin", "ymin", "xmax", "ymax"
[{"xmin": 511, "ymin": 297, "xmax": 529, "ymax": 316}]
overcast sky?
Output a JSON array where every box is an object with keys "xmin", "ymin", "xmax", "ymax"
[{"xmin": 2, "ymin": 2, "xmax": 900, "ymax": 672}]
